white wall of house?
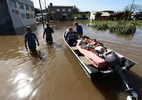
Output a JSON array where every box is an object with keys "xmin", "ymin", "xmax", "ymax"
[
  {"xmin": 16, "ymin": 0, "xmax": 36, "ymax": 26},
  {"xmin": 17, "ymin": 6, "xmax": 36, "ymax": 26},
  {"xmin": 7, "ymin": 0, "xmax": 23, "ymax": 29},
  {"xmin": 90, "ymin": 11, "xmax": 96, "ymax": 20},
  {"xmin": 7, "ymin": 0, "xmax": 36, "ymax": 28}
]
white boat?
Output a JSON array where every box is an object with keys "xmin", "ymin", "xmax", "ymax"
[{"xmin": 63, "ymin": 29, "xmax": 138, "ymax": 100}]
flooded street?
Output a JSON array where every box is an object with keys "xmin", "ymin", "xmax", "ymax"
[{"xmin": 0, "ymin": 21, "xmax": 142, "ymax": 100}]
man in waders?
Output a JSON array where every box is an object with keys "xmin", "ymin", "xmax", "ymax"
[
  {"xmin": 43, "ymin": 23, "xmax": 54, "ymax": 45},
  {"xmin": 25, "ymin": 26, "xmax": 42, "ymax": 59}
]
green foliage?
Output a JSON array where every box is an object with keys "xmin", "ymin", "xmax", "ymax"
[
  {"xmin": 93, "ymin": 24, "xmax": 108, "ymax": 30},
  {"xmin": 72, "ymin": 6, "xmax": 80, "ymax": 13},
  {"xmin": 89, "ymin": 21, "xmax": 137, "ymax": 35},
  {"xmin": 34, "ymin": 8, "xmax": 41, "ymax": 15},
  {"xmin": 94, "ymin": 12, "xmax": 102, "ymax": 20},
  {"xmin": 132, "ymin": 20, "xmax": 142, "ymax": 26},
  {"xmin": 109, "ymin": 24, "xmax": 136, "ymax": 35}
]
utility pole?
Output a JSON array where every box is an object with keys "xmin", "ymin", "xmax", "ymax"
[
  {"xmin": 44, "ymin": 0, "xmax": 46, "ymax": 9},
  {"xmin": 127, "ymin": 0, "xmax": 135, "ymax": 21},
  {"xmin": 39, "ymin": 0, "xmax": 45, "ymax": 28},
  {"xmin": 44, "ymin": 0, "xmax": 48, "ymax": 22}
]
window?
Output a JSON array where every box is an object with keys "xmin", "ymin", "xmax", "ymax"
[
  {"xmin": 25, "ymin": 5, "xmax": 29, "ymax": 10},
  {"xmin": 26, "ymin": 13, "xmax": 30, "ymax": 19},
  {"xmin": 30, "ymin": 14, "xmax": 34, "ymax": 18},
  {"xmin": 9, "ymin": 0, "xmax": 16, "ymax": 8},
  {"xmin": 62, "ymin": 8, "xmax": 65, "ymax": 12},
  {"xmin": 57, "ymin": 9, "xmax": 60, "ymax": 12},
  {"xmin": 50, "ymin": 11, "xmax": 54, "ymax": 14},
  {"xmin": 31, "ymin": 7, "xmax": 34, "ymax": 11},
  {"xmin": 20, "ymin": 13, "xmax": 26, "ymax": 19},
  {"xmin": 68, "ymin": 9, "xmax": 71, "ymax": 12},
  {"xmin": 19, "ymin": 3, "xmax": 24, "ymax": 9}
]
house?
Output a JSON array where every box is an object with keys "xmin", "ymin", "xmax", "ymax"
[
  {"xmin": 131, "ymin": 12, "xmax": 142, "ymax": 20},
  {"xmin": 90, "ymin": 11, "xmax": 96, "ymax": 20},
  {"xmin": 111, "ymin": 12, "xmax": 124, "ymax": 20},
  {"xmin": 0, "ymin": 0, "xmax": 36, "ymax": 35},
  {"xmin": 103, "ymin": 10, "xmax": 114, "ymax": 14},
  {"xmin": 90, "ymin": 11, "xmax": 112, "ymax": 20},
  {"xmin": 100, "ymin": 12, "xmax": 110, "ymax": 20},
  {"xmin": 73, "ymin": 11, "xmax": 90, "ymax": 20},
  {"xmin": 48, "ymin": 3, "xmax": 73, "ymax": 21}
]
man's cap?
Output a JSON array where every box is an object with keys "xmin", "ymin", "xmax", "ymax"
[
  {"xmin": 69, "ymin": 27, "xmax": 73, "ymax": 30},
  {"xmin": 26, "ymin": 26, "xmax": 31, "ymax": 29},
  {"xmin": 75, "ymin": 22, "xmax": 78, "ymax": 25},
  {"xmin": 46, "ymin": 22, "xmax": 49, "ymax": 25}
]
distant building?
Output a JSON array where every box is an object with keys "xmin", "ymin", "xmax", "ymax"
[
  {"xmin": 48, "ymin": 3, "xmax": 73, "ymax": 21},
  {"xmin": 102, "ymin": 10, "xmax": 114, "ymax": 14},
  {"xmin": 90, "ymin": 10, "xmax": 114, "ymax": 21},
  {"xmin": 90, "ymin": 11, "xmax": 96, "ymax": 20},
  {"xmin": 73, "ymin": 11, "xmax": 90, "ymax": 20},
  {"xmin": 111, "ymin": 12, "xmax": 124, "ymax": 20},
  {"xmin": 100, "ymin": 12, "xmax": 110, "ymax": 20},
  {"xmin": 0, "ymin": 0, "xmax": 36, "ymax": 35},
  {"xmin": 131, "ymin": 12, "xmax": 142, "ymax": 20}
]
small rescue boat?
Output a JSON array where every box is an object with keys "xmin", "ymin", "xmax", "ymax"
[{"xmin": 63, "ymin": 29, "xmax": 138, "ymax": 100}]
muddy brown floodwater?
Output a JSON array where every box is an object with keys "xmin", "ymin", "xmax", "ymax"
[{"xmin": 0, "ymin": 22, "xmax": 142, "ymax": 100}]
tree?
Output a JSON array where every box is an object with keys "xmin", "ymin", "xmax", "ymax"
[
  {"xmin": 123, "ymin": 4, "xmax": 142, "ymax": 13},
  {"xmin": 34, "ymin": 8, "xmax": 41, "ymax": 15},
  {"xmin": 72, "ymin": 5, "xmax": 80, "ymax": 13},
  {"xmin": 95, "ymin": 12, "xmax": 102, "ymax": 20},
  {"xmin": 123, "ymin": 4, "xmax": 142, "ymax": 20},
  {"xmin": 139, "ymin": 12, "xmax": 142, "ymax": 19},
  {"xmin": 123, "ymin": 10, "xmax": 131, "ymax": 20}
]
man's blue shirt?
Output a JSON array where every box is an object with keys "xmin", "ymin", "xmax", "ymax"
[
  {"xmin": 44, "ymin": 27, "xmax": 54, "ymax": 39},
  {"xmin": 25, "ymin": 32, "xmax": 36, "ymax": 47},
  {"xmin": 65, "ymin": 32, "xmax": 76, "ymax": 40},
  {"xmin": 76, "ymin": 25, "xmax": 83, "ymax": 35}
]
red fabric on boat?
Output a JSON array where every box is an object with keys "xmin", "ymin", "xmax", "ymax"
[{"xmin": 76, "ymin": 43, "xmax": 124, "ymax": 68}]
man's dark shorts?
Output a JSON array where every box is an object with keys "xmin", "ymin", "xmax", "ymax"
[
  {"xmin": 46, "ymin": 37, "xmax": 53, "ymax": 43},
  {"xmin": 29, "ymin": 46, "xmax": 36, "ymax": 52}
]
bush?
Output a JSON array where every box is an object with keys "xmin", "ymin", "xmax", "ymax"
[{"xmin": 89, "ymin": 21, "xmax": 136, "ymax": 35}]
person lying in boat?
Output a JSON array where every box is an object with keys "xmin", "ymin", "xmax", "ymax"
[
  {"xmin": 65, "ymin": 27, "xmax": 77, "ymax": 46},
  {"xmin": 93, "ymin": 45, "xmax": 107, "ymax": 58},
  {"xmin": 79, "ymin": 37, "xmax": 107, "ymax": 58}
]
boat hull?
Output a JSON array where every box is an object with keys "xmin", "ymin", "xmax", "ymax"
[{"xmin": 63, "ymin": 35, "xmax": 136, "ymax": 79}]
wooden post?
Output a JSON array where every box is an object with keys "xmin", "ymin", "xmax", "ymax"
[{"xmin": 39, "ymin": 0, "xmax": 45, "ymax": 29}]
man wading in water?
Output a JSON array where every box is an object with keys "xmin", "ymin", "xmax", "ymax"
[
  {"xmin": 43, "ymin": 23, "xmax": 54, "ymax": 45},
  {"xmin": 24, "ymin": 26, "xmax": 42, "ymax": 59}
]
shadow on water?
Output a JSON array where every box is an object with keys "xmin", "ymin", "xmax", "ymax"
[
  {"xmin": 126, "ymin": 71, "xmax": 142, "ymax": 99},
  {"xmin": 91, "ymin": 71, "xmax": 142, "ymax": 100},
  {"xmin": 63, "ymin": 46, "xmax": 142, "ymax": 100}
]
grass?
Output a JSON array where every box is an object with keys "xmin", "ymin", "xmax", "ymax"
[
  {"xmin": 75, "ymin": 20, "xmax": 142, "ymax": 27},
  {"xmin": 75, "ymin": 20, "xmax": 139, "ymax": 35},
  {"xmin": 132, "ymin": 20, "xmax": 142, "ymax": 26}
]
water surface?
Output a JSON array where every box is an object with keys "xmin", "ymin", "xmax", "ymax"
[{"xmin": 0, "ymin": 22, "xmax": 142, "ymax": 100}]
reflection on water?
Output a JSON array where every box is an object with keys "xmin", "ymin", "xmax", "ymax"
[{"xmin": 0, "ymin": 22, "xmax": 142, "ymax": 100}]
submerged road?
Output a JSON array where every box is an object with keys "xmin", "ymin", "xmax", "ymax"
[{"xmin": 0, "ymin": 21, "xmax": 142, "ymax": 100}]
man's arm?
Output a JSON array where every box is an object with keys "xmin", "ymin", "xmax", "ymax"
[
  {"xmin": 51, "ymin": 28, "xmax": 54, "ymax": 33},
  {"xmin": 24, "ymin": 38, "xmax": 28, "ymax": 51},
  {"xmin": 43, "ymin": 29, "xmax": 45, "ymax": 38},
  {"xmin": 35, "ymin": 35, "xmax": 39, "ymax": 46},
  {"xmin": 65, "ymin": 33, "xmax": 68, "ymax": 40}
]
